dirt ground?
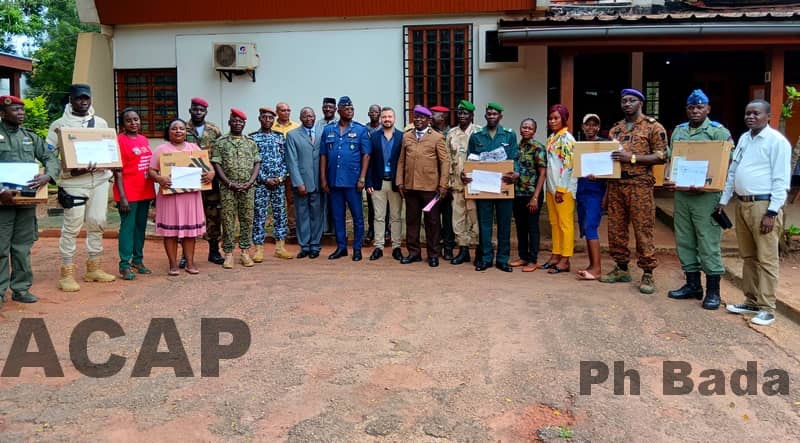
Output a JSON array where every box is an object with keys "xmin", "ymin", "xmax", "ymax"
[{"xmin": 1, "ymin": 238, "xmax": 799, "ymax": 442}]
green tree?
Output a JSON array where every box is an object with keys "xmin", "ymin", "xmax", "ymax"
[
  {"xmin": 23, "ymin": 95, "xmax": 50, "ymax": 138},
  {"xmin": 0, "ymin": 1, "xmax": 46, "ymax": 52}
]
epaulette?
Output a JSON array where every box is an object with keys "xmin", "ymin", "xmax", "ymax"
[
  {"xmin": 677, "ymin": 122, "xmax": 689, "ymax": 128},
  {"xmin": 646, "ymin": 117, "xmax": 657, "ymax": 123},
  {"xmin": 710, "ymin": 121, "xmax": 723, "ymax": 128},
  {"xmin": 504, "ymin": 127, "xmax": 513, "ymax": 133}
]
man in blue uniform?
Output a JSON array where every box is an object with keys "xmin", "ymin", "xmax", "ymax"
[{"xmin": 320, "ymin": 96, "xmax": 371, "ymax": 261}]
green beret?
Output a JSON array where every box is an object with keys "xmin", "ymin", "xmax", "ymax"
[
  {"xmin": 486, "ymin": 102, "xmax": 504, "ymax": 112},
  {"xmin": 457, "ymin": 100, "xmax": 475, "ymax": 112}
]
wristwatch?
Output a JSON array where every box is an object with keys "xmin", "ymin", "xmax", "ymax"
[
  {"xmin": 630, "ymin": 154, "xmax": 637, "ymax": 165},
  {"xmin": 766, "ymin": 210, "xmax": 778, "ymax": 217}
]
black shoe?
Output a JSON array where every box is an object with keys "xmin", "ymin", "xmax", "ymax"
[
  {"xmin": 296, "ymin": 250, "xmax": 309, "ymax": 259},
  {"xmin": 369, "ymin": 249, "xmax": 383, "ymax": 261},
  {"xmin": 328, "ymin": 248, "xmax": 348, "ymax": 259},
  {"xmin": 667, "ymin": 272, "xmax": 703, "ymax": 300},
  {"xmin": 475, "ymin": 261, "xmax": 490, "ymax": 271},
  {"xmin": 429, "ymin": 257, "xmax": 439, "ymax": 267},
  {"xmin": 703, "ymin": 274, "xmax": 721, "ymax": 310},
  {"xmin": 443, "ymin": 248, "xmax": 454, "ymax": 261},
  {"xmin": 12, "ymin": 291, "xmax": 38, "ymax": 303},
  {"xmin": 352, "ymin": 250, "xmax": 363, "ymax": 261},
  {"xmin": 496, "ymin": 263, "xmax": 513, "ymax": 272},
  {"xmin": 179, "ymin": 255, "xmax": 187, "ymax": 269},
  {"xmin": 207, "ymin": 240, "xmax": 225, "ymax": 265},
  {"xmin": 365, "ymin": 229, "xmax": 375, "ymax": 244},
  {"xmin": 309, "ymin": 251, "xmax": 320, "ymax": 259},
  {"xmin": 401, "ymin": 255, "xmax": 422, "ymax": 264},
  {"xmin": 451, "ymin": 247, "xmax": 470, "ymax": 265},
  {"xmin": 392, "ymin": 247, "xmax": 403, "ymax": 260}
]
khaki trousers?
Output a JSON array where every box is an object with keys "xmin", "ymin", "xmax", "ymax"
[
  {"xmin": 735, "ymin": 200, "xmax": 781, "ymax": 313},
  {"xmin": 59, "ymin": 179, "xmax": 111, "ymax": 264},
  {"xmin": 451, "ymin": 190, "xmax": 478, "ymax": 247},
  {"xmin": 371, "ymin": 180, "xmax": 403, "ymax": 250}
]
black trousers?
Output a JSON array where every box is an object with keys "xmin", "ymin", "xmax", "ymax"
[{"xmin": 512, "ymin": 195, "xmax": 544, "ymax": 263}]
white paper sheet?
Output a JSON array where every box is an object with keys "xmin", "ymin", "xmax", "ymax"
[
  {"xmin": 580, "ymin": 152, "xmax": 614, "ymax": 177},
  {"xmin": 0, "ymin": 162, "xmax": 39, "ymax": 187},
  {"xmin": 669, "ymin": 156, "xmax": 685, "ymax": 180},
  {"xmin": 675, "ymin": 160, "xmax": 709, "ymax": 188},
  {"xmin": 469, "ymin": 169, "xmax": 502, "ymax": 194},
  {"xmin": 73, "ymin": 139, "xmax": 119, "ymax": 164},
  {"xmin": 170, "ymin": 167, "xmax": 202, "ymax": 189}
]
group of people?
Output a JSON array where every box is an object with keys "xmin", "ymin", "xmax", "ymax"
[{"xmin": 0, "ymin": 83, "xmax": 793, "ymax": 327}]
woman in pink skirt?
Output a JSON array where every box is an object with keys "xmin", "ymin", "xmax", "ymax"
[{"xmin": 148, "ymin": 118, "xmax": 213, "ymax": 275}]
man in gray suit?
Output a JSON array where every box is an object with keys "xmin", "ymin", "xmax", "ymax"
[{"xmin": 286, "ymin": 107, "xmax": 324, "ymax": 258}]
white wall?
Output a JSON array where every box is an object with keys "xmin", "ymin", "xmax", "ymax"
[{"xmin": 112, "ymin": 16, "xmax": 548, "ymax": 141}]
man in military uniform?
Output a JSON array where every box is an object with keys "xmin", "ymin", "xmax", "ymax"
[
  {"xmin": 250, "ymin": 106, "xmax": 293, "ymax": 262},
  {"xmin": 465, "ymin": 102, "xmax": 519, "ymax": 272},
  {"xmin": 320, "ymin": 96, "xmax": 371, "ymax": 261},
  {"xmin": 211, "ymin": 109, "xmax": 261, "ymax": 269},
  {"xmin": 600, "ymin": 88, "xmax": 668, "ymax": 293},
  {"xmin": 447, "ymin": 100, "xmax": 480, "ymax": 265},
  {"xmin": 665, "ymin": 89, "xmax": 732, "ymax": 309},
  {"xmin": 431, "ymin": 105, "xmax": 455, "ymax": 260},
  {"xmin": 185, "ymin": 97, "xmax": 225, "ymax": 265},
  {"xmin": 0, "ymin": 95, "xmax": 60, "ymax": 306}
]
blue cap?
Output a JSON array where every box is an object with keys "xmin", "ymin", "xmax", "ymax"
[
  {"xmin": 686, "ymin": 89, "xmax": 709, "ymax": 105},
  {"xmin": 338, "ymin": 96, "xmax": 352, "ymax": 107},
  {"xmin": 621, "ymin": 88, "xmax": 645, "ymax": 101},
  {"xmin": 413, "ymin": 105, "xmax": 432, "ymax": 117}
]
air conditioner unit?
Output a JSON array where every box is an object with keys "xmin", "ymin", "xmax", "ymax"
[{"xmin": 213, "ymin": 42, "xmax": 259, "ymax": 71}]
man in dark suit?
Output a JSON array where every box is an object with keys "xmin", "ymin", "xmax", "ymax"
[
  {"xmin": 366, "ymin": 107, "xmax": 404, "ymax": 261},
  {"xmin": 396, "ymin": 105, "xmax": 450, "ymax": 267},
  {"xmin": 286, "ymin": 107, "xmax": 324, "ymax": 258}
]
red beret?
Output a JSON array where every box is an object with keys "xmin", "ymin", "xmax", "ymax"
[
  {"xmin": 430, "ymin": 105, "xmax": 449, "ymax": 113},
  {"xmin": 0, "ymin": 95, "xmax": 24, "ymax": 107},
  {"xmin": 191, "ymin": 97, "xmax": 209, "ymax": 107},
  {"xmin": 230, "ymin": 108, "xmax": 247, "ymax": 120}
]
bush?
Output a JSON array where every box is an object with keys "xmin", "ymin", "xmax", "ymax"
[{"xmin": 23, "ymin": 95, "xmax": 49, "ymax": 139}]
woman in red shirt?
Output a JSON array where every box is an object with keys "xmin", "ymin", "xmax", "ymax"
[{"xmin": 113, "ymin": 109, "xmax": 156, "ymax": 280}]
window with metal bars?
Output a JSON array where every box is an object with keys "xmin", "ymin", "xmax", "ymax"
[
  {"xmin": 114, "ymin": 69, "xmax": 178, "ymax": 137},
  {"xmin": 645, "ymin": 81, "xmax": 660, "ymax": 120},
  {"xmin": 403, "ymin": 25, "xmax": 473, "ymax": 127}
]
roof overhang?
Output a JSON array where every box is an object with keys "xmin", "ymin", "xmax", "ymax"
[
  {"xmin": 499, "ymin": 12, "xmax": 800, "ymax": 48},
  {"xmin": 0, "ymin": 53, "xmax": 34, "ymax": 72}
]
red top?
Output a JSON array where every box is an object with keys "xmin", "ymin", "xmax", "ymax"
[{"xmin": 113, "ymin": 133, "xmax": 156, "ymax": 202}]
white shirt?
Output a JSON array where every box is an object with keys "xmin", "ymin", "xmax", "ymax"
[{"xmin": 720, "ymin": 125, "xmax": 791, "ymax": 213}]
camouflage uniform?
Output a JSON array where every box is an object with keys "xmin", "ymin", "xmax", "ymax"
[
  {"xmin": 447, "ymin": 123, "xmax": 481, "ymax": 247},
  {"xmin": 606, "ymin": 114, "xmax": 668, "ymax": 272},
  {"xmin": 669, "ymin": 118, "xmax": 731, "ymax": 275},
  {"xmin": 211, "ymin": 135, "xmax": 261, "ymax": 253},
  {"xmin": 186, "ymin": 121, "xmax": 223, "ymax": 241},
  {"xmin": 250, "ymin": 131, "xmax": 288, "ymax": 244}
]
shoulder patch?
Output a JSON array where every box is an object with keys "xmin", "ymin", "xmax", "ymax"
[
  {"xmin": 677, "ymin": 122, "xmax": 689, "ymax": 128},
  {"xmin": 504, "ymin": 127, "xmax": 513, "ymax": 133},
  {"xmin": 647, "ymin": 117, "xmax": 656, "ymax": 123},
  {"xmin": 710, "ymin": 121, "xmax": 722, "ymax": 127}
]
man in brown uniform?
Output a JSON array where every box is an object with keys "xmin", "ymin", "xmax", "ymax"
[
  {"xmin": 600, "ymin": 88, "xmax": 668, "ymax": 294},
  {"xmin": 185, "ymin": 97, "xmax": 224, "ymax": 265}
]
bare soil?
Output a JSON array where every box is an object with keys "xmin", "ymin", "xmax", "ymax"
[{"xmin": 1, "ymin": 238, "xmax": 799, "ymax": 442}]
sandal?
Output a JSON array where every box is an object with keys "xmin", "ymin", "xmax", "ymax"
[
  {"xmin": 119, "ymin": 267, "xmax": 136, "ymax": 280},
  {"xmin": 547, "ymin": 266, "xmax": 571, "ymax": 274},
  {"xmin": 540, "ymin": 262, "xmax": 556, "ymax": 270},
  {"xmin": 167, "ymin": 268, "xmax": 180, "ymax": 276},
  {"xmin": 131, "ymin": 262, "xmax": 152, "ymax": 274}
]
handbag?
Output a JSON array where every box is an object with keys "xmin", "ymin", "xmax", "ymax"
[
  {"xmin": 57, "ymin": 187, "xmax": 88, "ymax": 209},
  {"xmin": 711, "ymin": 208, "xmax": 733, "ymax": 230}
]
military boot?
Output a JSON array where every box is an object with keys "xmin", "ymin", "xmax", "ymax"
[
  {"xmin": 668, "ymin": 272, "xmax": 703, "ymax": 300},
  {"xmin": 240, "ymin": 250, "xmax": 255, "ymax": 267},
  {"xmin": 84, "ymin": 258, "xmax": 117, "ymax": 283},
  {"xmin": 253, "ymin": 244, "xmax": 265, "ymax": 263},
  {"xmin": 58, "ymin": 264, "xmax": 81, "ymax": 292},
  {"xmin": 451, "ymin": 247, "xmax": 470, "ymax": 265},
  {"xmin": 12, "ymin": 291, "xmax": 37, "ymax": 303},
  {"xmin": 274, "ymin": 240, "xmax": 294, "ymax": 259},
  {"xmin": 639, "ymin": 272, "xmax": 656, "ymax": 295},
  {"xmin": 207, "ymin": 240, "xmax": 225, "ymax": 265},
  {"xmin": 702, "ymin": 274, "xmax": 721, "ymax": 310},
  {"xmin": 223, "ymin": 253, "xmax": 234, "ymax": 269}
]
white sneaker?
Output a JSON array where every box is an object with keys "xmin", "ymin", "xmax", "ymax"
[
  {"xmin": 750, "ymin": 311, "xmax": 775, "ymax": 326},
  {"xmin": 726, "ymin": 303, "xmax": 760, "ymax": 315}
]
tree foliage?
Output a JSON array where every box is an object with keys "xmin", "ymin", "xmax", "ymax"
[
  {"xmin": 23, "ymin": 95, "xmax": 50, "ymax": 139},
  {"xmin": 0, "ymin": 0, "xmax": 46, "ymax": 52}
]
